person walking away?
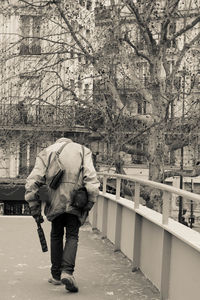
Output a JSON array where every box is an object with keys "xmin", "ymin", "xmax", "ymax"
[{"xmin": 25, "ymin": 138, "xmax": 100, "ymax": 293}]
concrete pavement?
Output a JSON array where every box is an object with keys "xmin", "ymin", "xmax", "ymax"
[{"xmin": 0, "ymin": 216, "xmax": 160, "ymax": 300}]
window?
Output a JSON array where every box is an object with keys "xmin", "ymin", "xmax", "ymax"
[
  {"xmin": 20, "ymin": 15, "xmax": 41, "ymax": 55},
  {"xmin": 86, "ymin": 0, "xmax": 92, "ymax": 10},
  {"xmin": 86, "ymin": 29, "xmax": 90, "ymax": 38},
  {"xmin": 78, "ymin": 81, "xmax": 82, "ymax": 89},
  {"xmin": 70, "ymin": 49, "xmax": 74, "ymax": 58},
  {"xmin": 167, "ymin": 21, "xmax": 176, "ymax": 48},
  {"xmin": 84, "ymin": 83, "xmax": 89, "ymax": 94},
  {"xmin": 174, "ymin": 75, "xmax": 181, "ymax": 91},
  {"xmin": 70, "ymin": 79, "xmax": 75, "ymax": 91},
  {"xmin": 95, "ymin": 5, "xmax": 111, "ymax": 22},
  {"xmin": 79, "ymin": 0, "xmax": 85, "ymax": 6},
  {"xmin": 78, "ymin": 76, "xmax": 82, "ymax": 89},
  {"xmin": 78, "ymin": 53, "xmax": 82, "ymax": 62},
  {"xmin": 16, "ymin": 101, "xmax": 28, "ymax": 124},
  {"xmin": 137, "ymin": 101, "xmax": 146, "ymax": 114},
  {"xmin": 19, "ymin": 141, "xmax": 28, "ymax": 175},
  {"xmin": 29, "ymin": 143, "xmax": 37, "ymax": 172}
]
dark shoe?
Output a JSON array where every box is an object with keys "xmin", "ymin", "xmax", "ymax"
[
  {"xmin": 61, "ymin": 273, "xmax": 78, "ymax": 293},
  {"xmin": 48, "ymin": 277, "xmax": 62, "ymax": 285}
]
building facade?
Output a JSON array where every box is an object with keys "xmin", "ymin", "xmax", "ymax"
[{"xmin": 0, "ymin": 0, "xmax": 199, "ymax": 215}]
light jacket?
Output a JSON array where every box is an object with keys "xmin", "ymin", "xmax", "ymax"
[{"xmin": 25, "ymin": 138, "xmax": 100, "ymax": 224}]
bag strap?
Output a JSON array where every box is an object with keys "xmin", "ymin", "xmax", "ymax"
[
  {"xmin": 56, "ymin": 141, "xmax": 72, "ymax": 169},
  {"xmin": 46, "ymin": 141, "xmax": 71, "ymax": 171},
  {"xmin": 56, "ymin": 141, "xmax": 71, "ymax": 156},
  {"xmin": 74, "ymin": 145, "xmax": 85, "ymax": 189}
]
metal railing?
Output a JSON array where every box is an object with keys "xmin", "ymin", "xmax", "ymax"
[
  {"xmin": 98, "ymin": 172, "xmax": 200, "ymax": 225},
  {"xmin": 0, "ymin": 103, "xmax": 75, "ymax": 127},
  {"xmin": 94, "ymin": 172, "xmax": 200, "ymax": 300}
]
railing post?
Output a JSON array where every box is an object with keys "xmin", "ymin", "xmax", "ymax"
[
  {"xmin": 102, "ymin": 175, "xmax": 108, "ymax": 238},
  {"xmin": 114, "ymin": 203, "xmax": 122, "ymax": 251},
  {"xmin": 116, "ymin": 178, "xmax": 121, "ymax": 200},
  {"xmin": 133, "ymin": 182, "xmax": 141, "ymax": 271},
  {"xmin": 132, "ymin": 213, "xmax": 142, "ymax": 272},
  {"xmin": 134, "ymin": 182, "xmax": 140, "ymax": 209},
  {"xmin": 103, "ymin": 175, "xmax": 107, "ymax": 195},
  {"xmin": 115, "ymin": 177, "xmax": 122, "ymax": 250},
  {"xmin": 91, "ymin": 202, "xmax": 97, "ymax": 230},
  {"xmin": 102, "ymin": 197, "xmax": 108, "ymax": 238},
  {"xmin": 160, "ymin": 230, "xmax": 172, "ymax": 300},
  {"xmin": 162, "ymin": 191, "xmax": 171, "ymax": 225}
]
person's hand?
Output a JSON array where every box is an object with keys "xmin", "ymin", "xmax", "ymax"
[
  {"xmin": 29, "ymin": 206, "xmax": 43, "ymax": 223},
  {"xmin": 83, "ymin": 201, "xmax": 94, "ymax": 212},
  {"xmin": 33, "ymin": 215, "xmax": 44, "ymax": 224}
]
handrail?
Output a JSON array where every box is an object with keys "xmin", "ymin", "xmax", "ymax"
[
  {"xmin": 97, "ymin": 172, "xmax": 200, "ymax": 203},
  {"xmin": 97, "ymin": 172, "xmax": 200, "ymax": 225},
  {"xmin": 95, "ymin": 172, "xmax": 200, "ymax": 299}
]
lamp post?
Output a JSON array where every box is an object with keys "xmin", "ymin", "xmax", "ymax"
[
  {"xmin": 178, "ymin": 67, "xmax": 186, "ymax": 224},
  {"xmin": 189, "ymin": 179, "xmax": 195, "ymax": 228},
  {"xmin": 178, "ymin": 147, "xmax": 184, "ymax": 223}
]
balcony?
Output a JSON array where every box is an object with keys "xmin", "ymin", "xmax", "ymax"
[{"xmin": 0, "ymin": 103, "xmax": 88, "ymax": 132}]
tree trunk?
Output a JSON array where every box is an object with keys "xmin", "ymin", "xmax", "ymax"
[
  {"xmin": 148, "ymin": 125, "xmax": 166, "ymax": 182},
  {"xmin": 147, "ymin": 100, "xmax": 168, "ymax": 211}
]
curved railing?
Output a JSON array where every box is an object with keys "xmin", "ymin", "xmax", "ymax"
[
  {"xmin": 97, "ymin": 172, "xmax": 200, "ymax": 225},
  {"xmin": 89, "ymin": 172, "xmax": 200, "ymax": 300}
]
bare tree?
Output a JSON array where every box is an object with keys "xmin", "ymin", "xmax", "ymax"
[{"xmin": 0, "ymin": 0, "xmax": 200, "ymax": 208}]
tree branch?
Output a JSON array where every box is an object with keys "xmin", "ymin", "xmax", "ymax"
[
  {"xmin": 164, "ymin": 168, "xmax": 200, "ymax": 180},
  {"xmin": 169, "ymin": 15, "xmax": 200, "ymax": 41},
  {"xmin": 54, "ymin": 1, "xmax": 93, "ymax": 61},
  {"xmin": 160, "ymin": 0, "xmax": 181, "ymax": 46},
  {"xmin": 172, "ymin": 32, "xmax": 200, "ymax": 78},
  {"xmin": 122, "ymin": 34, "xmax": 152, "ymax": 65},
  {"xmin": 145, "ymin": 0, "xmax": 157, "ymax": 23},
  {"xmin": 168, "ymin": 0, "xmax": 181, "ymax": 13},
  {"xmin": 123, "ymin": 0, "xmax": 157, "ymax": 53}
]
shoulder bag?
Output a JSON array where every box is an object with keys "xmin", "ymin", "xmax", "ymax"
[
  {"xmin": 46, "ymin": 141, "xmax": 71, "ymax": 190},
  {"xmin": 71, "ymin": 145, "xmax": 88, "ymax": 209}
]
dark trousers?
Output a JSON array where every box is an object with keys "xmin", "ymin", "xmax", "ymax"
[{"xmin": 50, "ymin": 213, "xmax": 80, "ymax": 280}]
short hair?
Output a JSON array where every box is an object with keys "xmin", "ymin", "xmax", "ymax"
[{"xmin": 196, "ymin": 161, "xmax": 200, "ymax": 166}]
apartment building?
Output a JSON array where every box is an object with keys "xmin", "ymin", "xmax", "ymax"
[
  {"xmin": 0, "ymin": 0, "xmax": 199, "ymax": 214},
  {"xmin": 0, "ymin": 0, "xmax": 99, "ymax": 214}
]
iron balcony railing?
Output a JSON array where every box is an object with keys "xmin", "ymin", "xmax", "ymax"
[{"xmin": 0, "ymin": 103, "xmax": 75, "ymax": 127}]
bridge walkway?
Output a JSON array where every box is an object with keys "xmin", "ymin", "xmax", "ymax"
[{"xmin": 0, "ymin": 216, "xmax": 160, "ymax": 300}]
